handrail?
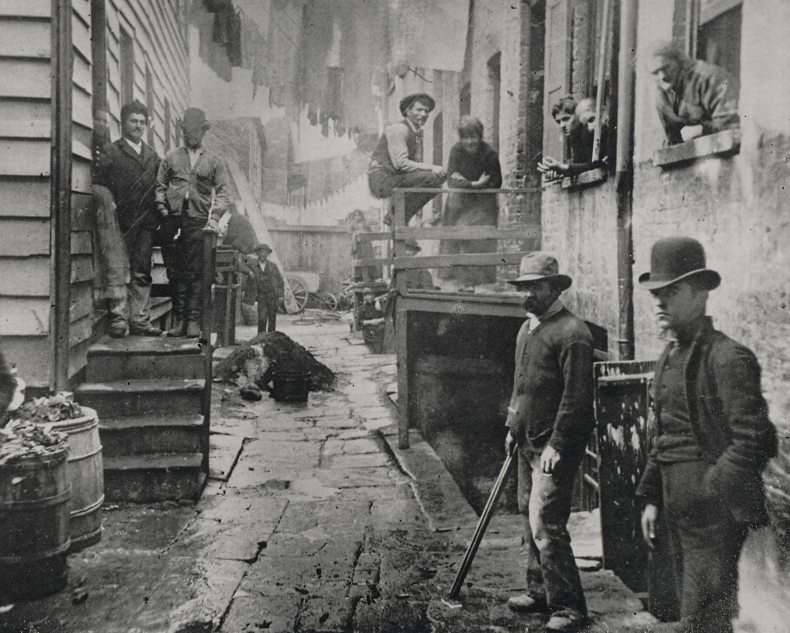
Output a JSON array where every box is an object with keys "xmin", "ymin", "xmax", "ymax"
[{"xmin": 200, "ymin": 229, "xmax": 218, "ymax": 344}]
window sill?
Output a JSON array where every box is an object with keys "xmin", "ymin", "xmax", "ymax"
[
  {"xmin": 562, "ymin": 167, "xmax": 608, "ymax": 190},
  {"xmin": 653, "ymin": 128, "xmax": 741, "ymax": 168}
]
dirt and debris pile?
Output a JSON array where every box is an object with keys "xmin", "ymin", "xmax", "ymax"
[{"xmin": 214, "ymin": 331, "xmax": 335, "ymax": 392}]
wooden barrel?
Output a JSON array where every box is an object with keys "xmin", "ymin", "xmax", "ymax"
[
  {"xmin": 45, "ymin": 407, "xmax": 104, "ymax": 552},
  {"xmin": 0, "ymin": 445, "xmax": 71, "ymax": 601}
]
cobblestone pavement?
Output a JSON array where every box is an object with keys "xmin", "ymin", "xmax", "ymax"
[{"xmin": 0, "ymin": 314, "xmax": 674, "ymax": 633}]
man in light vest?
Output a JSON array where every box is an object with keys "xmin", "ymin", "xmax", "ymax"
[{"xmin": 367, "ymin": 93, "xmax": 446, "ymax": 226}]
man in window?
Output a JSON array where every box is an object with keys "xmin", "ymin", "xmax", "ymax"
[
  {"xmin": 637, "ymin": 237, "xmax": 776, "ymax": 633},
  {"xmin": 94, "ymin": 100, "xmax": 162, "ymax": 338},
  {"xmin": 538, "ymin": 96, "xmax": 606, "ymax": 178},
  {"xmin": 367, "ymin": 93, "xmax": 447, "ymax": 226},
  {"xmin": 647, "ymin": 41, "xmax": 739, "ymax": 146},
  {"xmin": 156, "ymin": 107, "xmax": 230, "ymax": 338}
]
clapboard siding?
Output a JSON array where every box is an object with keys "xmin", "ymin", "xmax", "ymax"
[
  {"xmin": 0, "ymin": 59, "xmax": 51, "ymax": 98},
  {"xmin": 0, "ymin": 140, "xmax": 50, "ymax": 176},
  {"xmin": 0, "ymin": 297, "xmax": 50, "ymax": 335},
  {"xmin": 0, "ymin": 18, "xmax": 50, "ymax": 58},
  {"xmin": 0, "ymin": 0, "xmax": 49, "ymax": 18},
  {"xmin": 0, "ymin": 218, "xmax": 50, "ymax": 256},
  {"xmin": 0, "ymin": 178, "xmax": 49, "ymax": 216},
  {"xmin": 0, "ymin": 258, "xmax": 49, "ymax": 296}
]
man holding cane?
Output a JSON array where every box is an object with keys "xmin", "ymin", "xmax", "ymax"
[{"xmin": 504, "ymin": 253, "xmax": 595, "ymax": 633}]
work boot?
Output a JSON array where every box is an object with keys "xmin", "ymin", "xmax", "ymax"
[
  {"xmin": 130, "ymin": 324, "xmax": 163, "ymax": 337},
  {"xmin": 166, "ymin": 280, "xmax": 187, "ymax": 337},
  {"xmin": 183, "ymin": 277, "xmax": 203, "ymax": 339},
  {"xmin": 185, "ymin": 320, "xmax": 201, "ymax": 338},
  {"xmin": 107, "ymin": 297, "xmax": 128, "ymax": 338},
  {"xmin": 545, "ymin": 609, "xmax": 587, "ymax": 632}
]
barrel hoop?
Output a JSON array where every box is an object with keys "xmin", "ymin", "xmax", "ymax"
[
  {"xmin": 66, "ymin": 444, "xmax": 104, "ymax": 463},
  {"xmin": 70, "ymin": 494, "xmax": 105, "ymax": 518},
  {"xmin": 0, "ymin": 488, "xmax": 71, "ymax": 508},
  {"xmin": 0, "ymin": 539, "xmax": 71, "ymax": 563}
]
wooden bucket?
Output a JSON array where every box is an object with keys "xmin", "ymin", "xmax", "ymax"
[
  {"xmin": 0, "ymin": 445, "xmax": 71, "ymax": 601},
  {"xmin": 46, "ymin": 407, "xmax": 104, "ymax": 552}
]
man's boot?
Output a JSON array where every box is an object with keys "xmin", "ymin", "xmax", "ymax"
[
  {"xmin": 184, "ymin": 277, "xmax": 202, "ymax": 339},
  {"xmin": 107, "ymin": 297, "xmax": 128, "ymax": 338},
  {"xmin": 166, "ymin": 281, "xmax": 187, "ymax": 337}
]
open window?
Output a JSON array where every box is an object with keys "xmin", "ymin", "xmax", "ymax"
[{"xmin": 654, "ymin": 0, "xmax": 742, "ymax": 166}]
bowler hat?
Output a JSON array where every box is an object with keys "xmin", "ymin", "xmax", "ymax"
[
  {"xmin": 399, "ymin": 93, "xmax": 436, "ymax": 116},
  {"xmin": 639, "ymin": 237, "xmax": 720, "ymax": 290},
  {"xmin": 508, "ymin": 252, "xmax": 572, "ymax": 290},
  {"xmin": 403, "ymin": 238, "xmax": 421, "ymax": 252},
  {"xmin": 183, "ymin": 107, "xmax": 210, "ymax": 130}
]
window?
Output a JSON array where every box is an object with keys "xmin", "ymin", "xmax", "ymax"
[
  {"xmin": 697, "ymin": 0, "xmax": 741, "ymax": 84},
  {"xmin": 119, "ymin": 29, "xmax": 135, "ymax": 107}
]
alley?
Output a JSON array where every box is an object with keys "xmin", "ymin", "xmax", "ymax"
[{"xmin": 1, "ymin": 315, "xmax": 669, "ymax": 633}]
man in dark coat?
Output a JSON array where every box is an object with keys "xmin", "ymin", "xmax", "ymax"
[
  {"xmin": 368, "ymin": 93, "xmax": 446, "ymax": 225},
  {"xmin": 156, "ymin": 107, "xmax": 230, "ymax": 338},
  {"xmin": 647, "ymin": 41, "xmax": 739, "ymax": 145},
  {"xmin": 504, "ymin": 253, "xmax": 595, "ymax": 633},
  {"xmin": 95, "ymin": 100, "xmax": 162, "ymax": 337},
  {"xmin": 636, "ymin": 237, "xmax": 777, "ymax": 633},
  {"xmin": 247, "ymin": 243, "xmax": 284, "ymax": 334}
]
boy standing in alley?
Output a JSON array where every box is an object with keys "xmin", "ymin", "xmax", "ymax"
[{"xmin": 247, "ymin": 243, "xmax": 284, "ymax": 334}]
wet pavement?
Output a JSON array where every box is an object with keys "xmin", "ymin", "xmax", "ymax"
[{"xmin": 1, "ymin": 313, "xmax": 676, "ymax": 633}]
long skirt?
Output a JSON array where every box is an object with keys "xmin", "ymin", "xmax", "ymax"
[{"xmin": 439, "ymin": 192, "xmax": 498, "ymax": 287}]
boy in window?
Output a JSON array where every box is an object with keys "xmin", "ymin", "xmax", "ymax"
[{"xmin": 539, "ymin": 97, "xmax": 607, "ymax": 178}]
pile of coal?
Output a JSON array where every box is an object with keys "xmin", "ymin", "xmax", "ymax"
[{"xmin": 214, "ymin": 331, "xmax": 335, "ymax": 392}]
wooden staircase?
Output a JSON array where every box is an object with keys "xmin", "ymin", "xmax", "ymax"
[{"xmin": 75, "ymin": 337, "xmax": 210, "ymax": 502}]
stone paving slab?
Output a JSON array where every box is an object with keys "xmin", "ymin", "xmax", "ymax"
[{"xmin": 209, "ymin": 433, "xmax": 245, "ymax": 481}]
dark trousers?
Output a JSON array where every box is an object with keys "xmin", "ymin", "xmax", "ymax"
[
  {"xmin": 661, "ymin": 460, "xmax": 748, "ymax": 633},
  {"xmin": 160, "ymin": 215, "xmax": 207, "ymax": 323},
  {"xmin": 517, "ymin": 444, "xmax": 587, "ymax": 617},
  {"xmin": 257, "ymin": 293, "xmax": 278, "ymax": 333},
  {"xmin": 122, "ymin": 224, "xmax": 154, "ymax": 330},
  {"xmin": 368, "ymin": 169, "xmax": 445, "ymax": 224}
]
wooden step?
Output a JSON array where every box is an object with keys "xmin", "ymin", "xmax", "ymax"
[
  {"xmin": 103, "ymin": 453, "xmax": 205, "ymax": 502},
  {"xmin": 99, "ymin": 414, "xmax": 205, "ymax": 457},
  {"xmin": 86, "ymin": 336, "xmax": 205, "ymax": 382},
  {"xmin": 75, "ymin": 379, "xmax": 205, "ymax": 418}
]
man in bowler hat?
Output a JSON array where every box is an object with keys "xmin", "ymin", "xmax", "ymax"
[
  {"xmin": 247, "ymin": 243, "xmax": 284, "ymax": 334},
  {"xmin": 368, "ymin": 93, "xmax": 447, "ymax": 225},
  {"xmin": 156, "ymin": 107, "xmax": 231, "ymax": 338},
  {"xmin": 636, "ymin": 237, "xmax": 777, "ymax": 633},
  {"xmin": 504, "ymin": 253, "xmax": 595, "ymax": 632}
]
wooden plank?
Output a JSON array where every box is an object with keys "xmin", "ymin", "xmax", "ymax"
[
  {"xmin": 0, "ymin": 177, "xmax": 49, "ymax": 216},
  {"xmin": 396, "ymin": 302, "xmax": 409, "ymax": 449},
  {"xmin": 395, "ymin": 225, "xmax": 542, "ymax": 240},
  {"xmin": 69, "ymin": 281, "xmax": 93, "ymax": 322},
  {"xmin": 71, "ymin": 230, "xmax": 93, "ymax": 254},
  {"xmin": 68, "ymin": 337, "xmax": 90, "ymax": 381},
  {"xmin": 0, "ymin": 58, "xmax": 51, "ymax": 98},
  {"xmin": 0, "ymin": 218, "xmax": 50, "ymax": 255},
  {"xmin": 0, "ymin": 297, "xmax": 50, "ymax": 335},
  {"xmin": 71, "ymin": 254, "xmax": 95, "ymax": 283},
  {"xmin": 352, "ymin": 231, "xmax": 391, "ymax": 242},
  {"xmin": 0, "ymin": 120, "xmax": 50, "ymax": 138},
  {"xmin": 392, "ymin": 251, "xmax": 536, "ymax": 270},
  {"xmin": 0, "ymin": 0, "xmax": 50, "ymax": 18},
  {"xmin": 0, "ymin": 257, "xmax": 50, "ymax": 296},
  {"xmin": 71, "ymin": 192, "xmax": 93, "ymax": 231},
  {"xmin": 72, "ymin": 54, "xmax": 92, "ymax": 96},
  {"xmin": 72, "ymin": 89, "xmax": 93, "ymax": 130},
  {"xmin": 69, "ymin": 312, "xmax": 93, "ymax": 347},
  {"xmin": 72, "ymin": 158, "xmax": 92, "ymax": 194},
  {"xmin": 72, "ymin": 139, "xmax": 92, "ymax": 161},
  {"xmin": 71, "ymin": 0, "xmax": 90, "ymax": 28},
  {"xmin": 0, "ymin": 139, "xmax": 50, "ymax": 176},
  {"xmin": 400, "ymin": 295, "xmax": 527, "ymax": 319},
  {"xmin": 269, "ymin": 225, "xmax": 351, "ymax": 234},
  {"xmin": 0, "ymin": 335, "xmax": 50, "ymax": 387},
  {"xmin": 71, "ymin": 7, "xmax": 92, "ymax": 62},
  {"xmin": 0, "ymin": 19, "xmax": 51, "ymax": 58}
]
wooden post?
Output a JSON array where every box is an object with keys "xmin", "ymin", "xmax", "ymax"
[
  {"xmin": 50, "ymin": 0, "xmax": 73, "ymax": 392},
  {"xmin": 592, "ymin": 0, "xmax": 613, "ymax": 163},
  {"xmin": 200, "ymin": 229, "xmax": 217, "ymax": 475},
  {"xmin": 393, "ymin": 190, "xmax": 410, "ymax": 449}
]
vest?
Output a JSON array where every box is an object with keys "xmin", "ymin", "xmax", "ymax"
[{"xmin": 369, "ymin": 120, "xmax": 420, "ymax": 174}]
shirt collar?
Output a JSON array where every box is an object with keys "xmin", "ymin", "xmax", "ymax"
[
  {"xmin": 404, "ymin": 118, "xmax": 422, "ymax": 134},
  {"xmin": 124, "ymin": 137, "xmax": 143, "ymax": 154},
  {"xmin": 527, "ymin": 299, "xmax": 564, "ymax": 331}
]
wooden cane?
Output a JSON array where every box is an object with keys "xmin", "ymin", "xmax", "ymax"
[{"xmin": 444, "ymin": 440, "xmax": 518, "ymax": 606}]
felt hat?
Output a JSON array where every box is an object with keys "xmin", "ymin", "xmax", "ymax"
[
  {"xmin": 508, "ymin": 252, "xmax": 572, "ymax": 290},
  {"xmin": 254, "ymin": 243, "xmax": 273, "ymax": 254},
  {"xmin": 403, "ymin": 238, "xmax": 421, "ymax": 252},
  {"xmin": 638, "ymin": 237, "xmax": 720, "ymax": 290},
  {"xmin": 399, "ymin": 93, "xmax": 436, "ymax": 116},
  {"xmin": 183, "ymin": 107, "xmax": 210, "ymax": 130}
]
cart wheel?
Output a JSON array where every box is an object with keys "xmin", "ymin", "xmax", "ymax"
[
  {"xmin": 320, "ymin": 292, "xmax": 338, "ymax": 312},
  {"xmin": 286, "ymin": 275, "xmax": 309, "ymax": 313}
]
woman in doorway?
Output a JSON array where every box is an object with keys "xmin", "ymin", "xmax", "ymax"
[{"xmin": 442, "ymin": 116, "xmax": 502, "ymax": 291}]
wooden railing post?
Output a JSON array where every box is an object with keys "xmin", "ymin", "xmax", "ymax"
[
  {"xmin": 201, "ymin": 229, "xmax": 217, "ymax": 342},
  {"xmin": 392, "ymin": 189, "xmax": 410, "ymax": 450}
]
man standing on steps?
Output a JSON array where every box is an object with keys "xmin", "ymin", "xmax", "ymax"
[
  {"xmin": 636, "ymin": 237, "xmax": 777, "ymax": 633},
  {"xmin": 156, "ymin": 107, "xmax": 230, "ymax": 338},
  {"xmin": 94, "ymin": 100, "xmax": 162, "ymax": 338},
  {"xmin": 504, "ymin": 253, "xmax": 595, "ymax": 633},
  {"xmin": 367, "ymin": 93, "xmax": 446, "ymax": 226}
]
